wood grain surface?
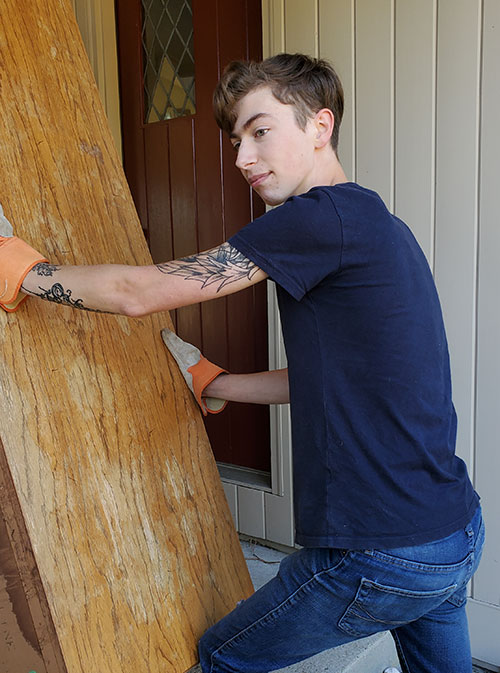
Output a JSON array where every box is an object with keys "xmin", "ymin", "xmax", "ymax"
[{"xmin": 0, "ymin": 1, "xmax": 253, "ymax": 672}]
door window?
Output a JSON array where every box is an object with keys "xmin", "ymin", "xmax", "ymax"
[{"xmin": 141, "ymin": 0, "xmax": 196, "ymax": 123}]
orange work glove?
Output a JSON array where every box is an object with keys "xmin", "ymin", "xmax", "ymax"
[
  {"xmin": 0, "ymin": 205, "xmax": 47, "ymax": 312},
  {"xmin": 161, "ymin": 328, "xmax": 228, "ymax": 416}
]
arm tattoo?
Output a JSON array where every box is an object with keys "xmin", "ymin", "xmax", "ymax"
[
  {"xmin": 156, "ymin": 243, "xmax": 260, "ymax": 292},
  {"xmin": 21, "ymin": 263, "xmax": 111, "ymax": 313},
  {"xmin": 35, "ymin": 283, "xmax": 87, "ymax": 310},
  {"xmin": 32, "ymin": 262, "xmax": 61, "ymax": 277},
  {"xmin": 21, "ymin": 281, "xmax": 111, "ymax": 314}
]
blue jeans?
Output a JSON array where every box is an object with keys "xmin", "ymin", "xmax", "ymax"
[{"xmin": 199, "ymin": 506, "xmax": 484, "ymax": 673}]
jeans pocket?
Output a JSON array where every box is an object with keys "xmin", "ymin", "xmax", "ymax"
[{"xmin": 338, "ymin": 578, "xmax": 457, "ymax": 637}]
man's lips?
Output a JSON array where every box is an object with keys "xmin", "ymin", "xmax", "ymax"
[{"xmin": 248, "ymin": 172, "xmax": 270, "ymax": 188}]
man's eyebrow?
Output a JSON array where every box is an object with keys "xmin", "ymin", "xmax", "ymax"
[{"xmin": 230, "ymin": 112, "xmax": 271, "ymax": 139}]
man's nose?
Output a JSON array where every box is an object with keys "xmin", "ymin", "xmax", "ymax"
[{"xmin": 235, "ymin": 140, "xmax": 256, "ymax": 170}]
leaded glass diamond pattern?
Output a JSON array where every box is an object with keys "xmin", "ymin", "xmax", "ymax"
[{"xmin": 142, "ymin": 0, "xmax": 196, "ymax": 123}]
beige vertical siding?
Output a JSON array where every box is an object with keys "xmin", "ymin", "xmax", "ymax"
[
  {"xmin": 262, "ymin": 0, "xmax": 499, "ymax": 665},
  {"xmin": 434, "ymin": 0, "xmax": 482, "ymax": 471},
  {"xmin": 475, "ymin": 0, "xmax": 500, "ymax": 622},
  {"xmin": 319, "ymin": 0, "xmax": 356, "ymax": 180},
  {"xmin": 70, "ymin": 0, "xmax": 122, "ymax": 157},
  {"xmin": 284, "ymin": 0, "xmax": 318, "ymax": 54},
  {"xmin": 394, "ymin": 0, "xmax": 436, "ymax": 263}
]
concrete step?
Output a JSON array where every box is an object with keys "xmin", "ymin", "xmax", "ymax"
[{"xmin": 276, "ymin": 633, "xmax": 400, "ymax": 672}]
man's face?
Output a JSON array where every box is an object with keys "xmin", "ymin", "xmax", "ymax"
[{"xmin": 230, "ymin": 87, "xmax": 318, "ymax": 206}]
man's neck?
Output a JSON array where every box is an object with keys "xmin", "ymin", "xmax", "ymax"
[{"xmin": 312, "ymin": 150, "xmax": 349, "ymax": 189}]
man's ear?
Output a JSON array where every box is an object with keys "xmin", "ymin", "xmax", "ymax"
[{"xmin": 313, "ymin": 108, "xmax": 334, "ymax": 148}]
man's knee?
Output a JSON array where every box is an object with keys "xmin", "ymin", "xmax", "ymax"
[
  {"xmin": 198, "ymin": 631, "xmax": 219, "ymax": 673},
  {"xmin": 198, "ymin": 633, "xmax": 236, "ymax": 673}
]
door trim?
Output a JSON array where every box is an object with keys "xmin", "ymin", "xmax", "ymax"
[{"xmin": 218, "ymin": 2, "xmax": 295, "ymax": 547}]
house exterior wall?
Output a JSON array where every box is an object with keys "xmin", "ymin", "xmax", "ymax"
[{"xmin": 262, "ymin": 0, "xmax": 500, "ymax": 667}]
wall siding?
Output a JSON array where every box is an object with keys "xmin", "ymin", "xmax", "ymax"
[
  {"xmin": 394, "ymin": 0, "xmax": 436, "ymax": 262},
  {"xmin": 262, "ymin": 0, "xmax": 499, "ymax": 665},
  {"xmin": 71, "ymin": 0, "xmax": 122, "ymax": 157},
  {"xmin": 319, "ymin": 0, "xmax": 356, "ymax": 181},
  {"xmin": 475, "ymin": 0, "xmax": 500, "ymax": 614},
  {"xmin": 356, "ymin": 0, "xmax": 394, "ymax": 207},
  {"xmin": 434, "ymin": 0, "xmax": 482, "ymax": 470},
  {"xmin": 284, "ymin": 0, "xmax": 318, "ymax": 54}
]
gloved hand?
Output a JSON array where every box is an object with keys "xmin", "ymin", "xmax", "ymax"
[
  {"xmin": 0, "ymin": 204, "xmax": 48, "ymax": 312},
  {"xmin": 161, "ymin": 328, "xmax": 228, "ymax": 416}
]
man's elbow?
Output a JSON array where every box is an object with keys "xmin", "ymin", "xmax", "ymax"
[
  {"xmin": 112, "ymin": 270, "xmax": 154, "ymax": 318},
  {"xmin": 120, "ymin": 302, "xmax": 150, "ymax": 318},
  {"xmin": 112, "ymin": 265, "xmax": 193, "ymax": 317},
  {"xmin": 115, "ymin": 279, "xmax": 173, "ymax": 318}
]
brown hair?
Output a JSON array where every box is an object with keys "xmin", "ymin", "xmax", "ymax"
[{"xmin": 213, "ymin": 53, "xmax": 344, "ymax": 153}]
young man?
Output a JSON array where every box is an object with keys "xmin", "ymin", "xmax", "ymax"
[{"xmin": 1, "ymin": 54, "xmax": 484, "ymax": 673}]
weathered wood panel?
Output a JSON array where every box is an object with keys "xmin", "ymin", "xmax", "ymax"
[
  {"xmin": 0, "ymin": 447, "xmax": 57, "ymax": 673},
  {"xmin": 0, "ymin": 1, "xmax": 253, "ymax": 672}
]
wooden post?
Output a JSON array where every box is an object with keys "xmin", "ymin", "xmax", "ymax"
[{"xmin": 0, "ymin": 1, "xmax": 253, "ymax": 672}]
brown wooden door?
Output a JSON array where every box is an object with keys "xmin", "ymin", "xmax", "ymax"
[{"xmin": 115, "ymin": 0, "xmax": 270, "ymax": 473}]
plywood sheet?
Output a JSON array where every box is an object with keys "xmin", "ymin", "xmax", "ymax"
[{"xmin": 0, "ymin": 1, "xmax": 253, "ymax": 672}]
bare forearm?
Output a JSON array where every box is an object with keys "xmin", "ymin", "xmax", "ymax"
[
  {"xmin": 204, "ymin": 368, "xmax": 289, "ymax": 405},
  {"xmin": 21, "ymin": 261, "xmax": 202, "ymax": 315},
  {"xmin": 20, "ymin": 243, "xmax": 267, "ymax": 316},
  {"xmin": 21, "ymin": 262, "xmax": 130, "ymax": 314}
]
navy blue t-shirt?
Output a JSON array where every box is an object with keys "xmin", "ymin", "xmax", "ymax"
[{"xmin": 229, "ymin": 183, "xmax": 478, "ymax": 549}]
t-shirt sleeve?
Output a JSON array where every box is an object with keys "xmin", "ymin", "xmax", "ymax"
[{"xmin": 228, "ymin": 188, "xmax": 343, "ymax": 301}]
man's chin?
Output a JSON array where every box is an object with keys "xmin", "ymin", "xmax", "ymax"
[{"xmin": 258, "ymin": 191, "xmax": 286, "ymax": 208}]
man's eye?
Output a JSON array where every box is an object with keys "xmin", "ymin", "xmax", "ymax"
[
  {"xmin": 255, "ymin": 128, "xmax": 268, "ymax": 138},
  {"xmin": 232, "ymin": 141, "xmax": 241, "ymax": 152}
]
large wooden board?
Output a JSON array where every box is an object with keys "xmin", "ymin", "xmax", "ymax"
[{"xmin": 0, "ymin": 1, "xmax": 253, "ymax": 672}]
